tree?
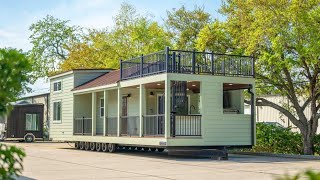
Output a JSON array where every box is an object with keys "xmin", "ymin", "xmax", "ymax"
[
  {"xmin": 165, "ymin": 6, "xmax": 210, "ymax": 50},
  {"xmin": 196, "ymin": 20, "xmax": 236, "ymax": 54},
  {"xmin": 59, "ymin": 3, "xmax": 171, "ymax": 71},
  {"xmin": 29, "ymin": 15, "xmax": 81, "ymax": 77},
  {"xmin": 0, "ymin": 48, "xmax": 32, "ymax": 115},
  {"xmin": 0, "ymin": 144, "xmax": 26, "ymax": 180},
  {"xmin": 220, "ymin": 0, "xmax": 320, "ymax": 154},
  {"xmin": 0, "ymin": 48, "xmax": 29, "ymax": 179}
]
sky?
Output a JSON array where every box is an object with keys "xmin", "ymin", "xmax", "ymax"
[{"xmin": 0, "ymin": 0, "xmax": 222, "ymax": 96}]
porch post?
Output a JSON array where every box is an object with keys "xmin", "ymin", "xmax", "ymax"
[
  {"xmin": 103, "ymin": 90, "xmax": 108, "ymax": 136},
  {"xmin": 92, "ymin": 92, "xmax": 97, "ymax": 136},
  {"xmin": 117, "ymin": 88, "xmax": 122, "ymax": 137},
  {"xmin": 164, "ymin": 78, "xmax": 171, "ymax": 138},
  {"xmin": 139, "ymin": 84, "xmax": 146, "ymax": 137}
]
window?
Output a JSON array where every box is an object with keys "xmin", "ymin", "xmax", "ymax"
[
  {"xmin": 53, "ymin": 101, "xmax": 62, "ymax": 122},
  {"xmin": 100, "ymin": 98, "xmax": 104, "ymax": 117},
  {"xmin": 53, "ymin": 81, "xmax": 62, "ymax": 92},
  {"xmin": 26, "ymin": 114, "xmax": 39, "ymax": 131}
]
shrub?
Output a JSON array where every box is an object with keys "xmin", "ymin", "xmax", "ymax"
[
  {"xmin": 254, "ymin": 123, "xmax": 303, "ymax": 154},
  {"xmin": 254, "ymin": 123, "xmax": 320, "ymax": 155},
  {"xmin": 276, "ymin": 170, "xmax": 320, "ymax": 180},
  {"xmin": 0, "ymin": 144, "xmax": 26, "ymax": 180}
]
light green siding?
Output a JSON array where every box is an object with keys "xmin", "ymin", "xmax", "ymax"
[{"xmin": 50, "ymin": 74, "xmax": 74, "ymax": 141}]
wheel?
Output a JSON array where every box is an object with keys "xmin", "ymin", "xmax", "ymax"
[
  {"xmin": 157, "ymin": 148, "xmax": 164, "ymax": 152},
  {"xmin": 108, "ymin": 143, "xmax": 117, "ymax": 153},
  {"xmin": 96, "ymin": 143, "xmax": 101, "ymax": 151},
  {"xmin": 102, "ymin": 143, "xmax": 108, "ymax": 152},
  {"xmin": 79, "ymin": 142, "xmax": 84, "ymax": 150},
  {"xmin": 143, "ymin": 147, "xmax": 149, "ymax": 152},
  {"xmin": 84, "ymin": 142, "xmax": 90, "ymax": 150},
  {"xmin": 150, "ymin": 148, "xmax": 156, "ymax": 152},
  {"xmin": 75, "ymin": 142, "xmax": 80, "ymax": 149},
  {"xmin": 90, "ymin": 142, "xmax": 96, "ymax": 151},
  {"xmin": 24, "ymin": 134, "xmax": 35, "ymax": 143},
  {"xmin": 136, "ymin": 147, "xmax": 142, "ymax": 151}
]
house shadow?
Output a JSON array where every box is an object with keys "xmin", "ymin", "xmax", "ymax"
[{"xmin": 59, "ymin": 147, "xmax": 311, "ymax": 163}]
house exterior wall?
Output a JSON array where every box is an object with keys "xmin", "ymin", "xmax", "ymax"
[
  {"xmin": 50, "ymin": 74, "xmax": 74, "ymax": 141},
  {"xmin": 166, "ymin": 73, "xmax": 255, "ymax": 146}
]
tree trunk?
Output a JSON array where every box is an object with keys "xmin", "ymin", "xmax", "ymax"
[{"xmin": 302, "ymin": 131, "xmax": 314, "ymax": 155}]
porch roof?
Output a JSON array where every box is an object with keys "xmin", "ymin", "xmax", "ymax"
[{"xmin": 72, "ymin": 70, "xmax": 120, "ymax": 91}]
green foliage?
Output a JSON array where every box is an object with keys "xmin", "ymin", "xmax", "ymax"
[
  {"xmin": 0, "ymin": 144, "xmax": 26, "ymax": 180},
  {"xmin": 254, "ymin": 123, "xmax": 320, "ymax": 155},
  {"xmin": 29, "ymin": 15, "xmax": 81, "ymax": 77},
  {"xmin": 254, "ymin": 123, "xmax": 302, "ymax": 154},
  {"xmin": 0, "ymin": 48, "xmax": 32, "ymax": 116},
  {"xmin": 59, "ymin": 3, "xmax": 171, "ymax": 71},
  {"xmin": 165, "ymin": 5, "xmax": 210, "ymax": 50},
  {"xmin": 277, "ymin": 170, "xmax": 320, "ymax": 180}
]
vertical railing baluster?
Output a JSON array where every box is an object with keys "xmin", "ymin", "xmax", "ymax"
[
  {"xmin": 192, "ymin": 50, "xmax": 196, "ymax": 74},
  {"xmin": 165, "ymin": 47, "xmax": 170, "ymax": 72},
  {"xmin": 140, "ymin": 54, "xmax": 144, "ymax": 77},
  {"xmin": 172, "ymin": 52, "xmax": 176, "ymax": 73}
]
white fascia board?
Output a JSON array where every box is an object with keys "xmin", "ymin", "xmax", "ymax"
[{"xmin": 73, "ymin": 83, "xmax": 119, "ymax": 95}]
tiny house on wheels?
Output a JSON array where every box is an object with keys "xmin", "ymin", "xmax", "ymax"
[
  {"xmin": 49, "ymin": 47, "xmax": 255, "ymax": 156},
  {"xmin": 0, "ymin": 103, "xmax": 44, "ymax": 142}
]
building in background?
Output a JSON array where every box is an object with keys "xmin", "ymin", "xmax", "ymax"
[{"xmin": 245, "ymin": 95, "xmax": 320, "ymax": 134}]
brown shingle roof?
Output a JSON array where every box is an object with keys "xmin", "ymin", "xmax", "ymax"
[{"xmin": 73, "ymin": 70, "xmax": 120, "ymax": 91}]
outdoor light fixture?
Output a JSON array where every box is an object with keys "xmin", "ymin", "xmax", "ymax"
[
  {"xmin": 187, "ymin": 88, "xmax": 189, "ymax": 91},
  {"xmin": 229, "ymin": 83, "xmax": 233, "ymax": 85},
  {"xmin": 157, "ymin": 83, "xmax": 161, "ymax": 86},
  {"xmin": 192, "ymin": 84, "xmax": 196, "ymax": 87}
]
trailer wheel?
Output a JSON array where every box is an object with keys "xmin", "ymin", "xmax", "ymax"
[
  {"xmin": 157, "ymin": 148, "xmax": 164, "ymax": 152},
  {"xmin": 24, "ymin": 134, "xmax": 35, "ymax": 143},
  {"xmin": 75, "ymin": 142, "xmax": 80, "ymax": 149},
  {"xmin": 143, "ymin": 147, "xmax": 149, "ymax": 152},
  {"xmin": 84, "ymin": 142, "xmax": 90, "ymax": 150},
  {"xmin": 90, "ymin": 142, "xmax": 96, "ymax": 151},
  {"xmin": 102, "ymin": 143, "xmax": 108, "ymax": 152},
  {"xmin": 79, "ymin": 142, "xmax": 84, "ymax": 150},
  {"xmin": 96, "ymin": 143, "xmax": 101, "ymax": 151},
  {"xmin": 107, "ymin": 143, "xmax": 116, "ymax": 153},
  {"xmin": 150, "ymin": 148, "xmax": 156, "ymax": 152},
  {"xmin": 136, "ymin": 147, "xmax": 142, "ymax": 151}
]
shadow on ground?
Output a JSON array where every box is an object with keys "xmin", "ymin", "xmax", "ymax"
[{"xmin": 59, "ymin": 146, "xmax": 310, "ymax": 163}]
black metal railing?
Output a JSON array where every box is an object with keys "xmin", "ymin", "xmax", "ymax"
[
  {"xmin": 143, "ymin": 114, "xmax": 165, "ymax": 136},
  {"xmin": 74, "ymin": 117, "xmax": 92, "ymax": 135},
  {"xmin": 120, "ymin": 47, "xmax": 254, "ymax": 80},
  {"xmin": 171, "ymin": 114, "xmax": 201, "ymax": 137},
  {"xmin": 120, "ymin": 116, "xmax": 140, "ymax": 136},
  {"xmin": 106, "ymin": 117, "xmax": 118, "ymax": 136}
]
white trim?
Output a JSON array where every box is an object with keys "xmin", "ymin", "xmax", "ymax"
[
  {"xmin": 99, "ymin": 97, "xmax": 104, "ymax": 118},
  {"xmin": 52, "ymin": 100, "xmax": 62, "ymax": 123},
  {"xmin": 53, "ymin": 80, "xmax": 62, "ymax": 93}
]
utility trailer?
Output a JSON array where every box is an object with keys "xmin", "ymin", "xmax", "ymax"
[
  {"xmin": 0, "ymin": 104, "xmax": 44, "ymax": 142},
  {"xmin": 49, "ymin": 48, "xmax": 256, "ymax": 158}
]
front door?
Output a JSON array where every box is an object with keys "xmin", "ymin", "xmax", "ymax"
[
  {"xmin": 122, "ymin": 96, "xmax": 128, "ymax": 135},
  {"xmin": 157, "ymin": 94, "xmax": 165, "ymax": 134}
]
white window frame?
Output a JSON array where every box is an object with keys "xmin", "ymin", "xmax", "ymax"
[
  {"xmin": 100, "ymin": 98, "xmax": 104, "ymax": 118},
  {"xmin": 53, "ymin": 80, "xmax": 62, "ymax": 93},
  {"xmin": 53, "ymin": 100, "xmax": 62, "ymax": 123},
  {"xmin": 25, "ymin": 113, "xmax": 40, "ymax": 131}
]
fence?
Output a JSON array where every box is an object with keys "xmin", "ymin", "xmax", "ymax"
[
  {"xmin": 143, "ymin": 114, "xmax": 165, "ymax": 136},
  {"xmin": 74, "ymin": 117, "xmax": 92, "ymax": 135}
]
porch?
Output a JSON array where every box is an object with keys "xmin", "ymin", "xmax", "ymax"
[{"xmin": 73, "ymin": 80, "xmax": 203, "ymax": 138}]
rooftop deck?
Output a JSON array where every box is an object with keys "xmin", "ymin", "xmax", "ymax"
[{"xmin": 120, "ymin": 47, "xmax": 255, "ymax": 80}]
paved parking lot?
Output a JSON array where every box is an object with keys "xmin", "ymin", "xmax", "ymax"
[{"xmin": 4, "ymin": 142, "xmax": 320, "ymax": 180}]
